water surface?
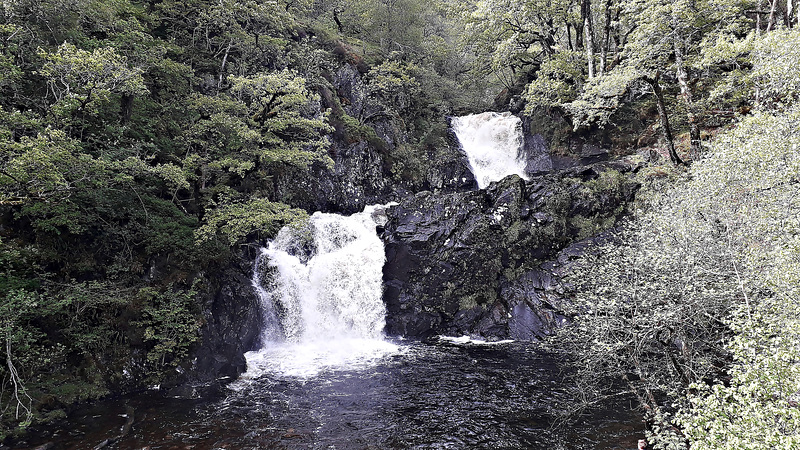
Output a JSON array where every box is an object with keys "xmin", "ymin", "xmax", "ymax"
[{"xmin": 14, "ymin": 339, "xmax": 644, "ymax": 449}]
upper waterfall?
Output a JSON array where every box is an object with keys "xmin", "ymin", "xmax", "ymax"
[
  {"xmin": 451, "ymin": 112, "xmax": 529, "ymax": 188},
  {"xmin": 243, "ymin": 204, "xmax": 398, "ymax": 378}
]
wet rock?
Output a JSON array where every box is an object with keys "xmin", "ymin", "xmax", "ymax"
[
  {"xmin": 270, "ymin": 66, "xmax": 476, "ymax": 215},
  {"xmin": 381, "ymin": 163, "xmax": 639, "ymax": 340},
  {"xmin": 522, "ymin": 133, "xmax": 553, "ymax": 175},
  {"xmin": 191, "ymin": 247, "xmax": 263, "ymax": 383}
]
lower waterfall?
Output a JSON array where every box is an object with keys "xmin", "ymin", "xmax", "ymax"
[
  {"xmin": 243, "ymin": 204, "xmax": 399, "ymax": 378},
  {"xmin": 451, "ymin": 111, "xmax": 529, "ymax": 188}
]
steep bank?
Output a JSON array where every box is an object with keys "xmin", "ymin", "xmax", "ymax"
[{"xmin": 269, "ymin": 64, "xmax": 477, "ymax": 214}]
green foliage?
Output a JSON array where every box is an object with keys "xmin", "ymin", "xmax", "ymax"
[
  {"xmin": 136, "ymin": 284, "xmax": 201, "ymax": 372},
  {"xmin": 558, "ymin": 94, "xmax": 800, "ymax": 449},
  {"xmin": 0, "ymin": 25, "xmax": 23, "ymax": 89},
  {"xmin": 460, "ymin": 0, "xmax": 574, "ymax": 84},
  {"xmin": 0, "ymin": 125, "xmax": 94, "ymax": 205},
  {"xmin": 563, "ymin": 67, "xmax": 641, "ymax": 129},
  {"xmin": 196, "ymin": 198, "xmax": 308, "ymax": 246},
  {"xmin": 364, "ymin": 60, "xmax": 422, "ymax": 115},
  {"xmin": 0, "ymin": 245, "xmax": 129, "ymax": 437},
  {"xmin": 674, "ymin": 107, "xmax": 800, "ymax": 449},
  {"xmin": 523, "ymin": 51, "xmax": 586, "ymax": 111},
  {"xmin": 749, "ymin": 28, "xmax": 800, "ymax": 110},
  {"xmin": 229, "ymin": 70, "xmax": 335, "ymax": 167},
  {"xmin": 39, "ymin": 43, "xmax": 148, "ymax": 124}
]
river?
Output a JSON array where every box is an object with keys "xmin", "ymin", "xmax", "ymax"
[{"xmin": 14, "ymin": 338, "xmax": 642, "ymax": 449}]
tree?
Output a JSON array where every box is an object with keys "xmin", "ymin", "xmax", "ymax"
[
  {"xmin": 38, "ymin": 43, "xmax": 148, "ymax": 133},
  {"xmin": 459, "ymin": 0, "xmax": 577, "ymax": 85},
  {"xmin": 228, "ymin": 70, "xmax": 333, "ymax": 168},
  {"xmin": 559, "ymin": 28, "xmax": 800, "ymax": 448}
]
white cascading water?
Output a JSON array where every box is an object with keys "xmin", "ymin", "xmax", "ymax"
[
  {"xmin": 242, "ymin": 204, "xmax": 399, "ymax": 378},
  {"xmin": 451, "ymin": 111, "xmax": 529, "ymax": 188}
]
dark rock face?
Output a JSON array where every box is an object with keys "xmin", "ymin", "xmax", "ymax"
[
  {"xmin": 190, "ymin": 247, "xmax": 263, "ymax": 385},
  {"xmin": 520, "ymin": 117, "xmax": 615, "ymax": 176},
  {"xmin": 271, "ymin": 65, "xmax": 476, "ymax": 215},
  {"xmin": 271, "ymin": 140, "xmax": 395, "ymax": 215},
  {"xmin": 381, "ymin": 162, "xmax": 639, "ymax": 340},
  {"xmin": 427, "ymin": 128, "xmax": 478, "ymax": 193}
]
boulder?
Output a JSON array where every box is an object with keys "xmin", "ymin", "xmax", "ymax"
[
  {"xmin": 190, "ymin": 246, "xmax": 263, "ymax": 385},
  {"xmin": 381, "ymin": 163, "xmax": 639, "ymax": 340}
]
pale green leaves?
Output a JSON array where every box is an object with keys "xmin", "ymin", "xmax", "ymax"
[
  {"xmin": 364, "ymin": 61, "xmax": 422, "ymax": 115},
  {"xmin": 39, "ymin": 43, "xmax": 148, "ymax": 110},
  {"xmin": 229, "ymin": 70, "xmax": 334, "ymax": 168},
  {"xmin": 750, "ymin": 29, "xmax": 800, "ymax": 109},
  {"xmin": 563, "ymin": 67, "xmax": 641, "ymax": 129},
  {"xmin": 184, "ymin": 70, "xmax": 333, "ymax": 187},
  {"xmin": 195, "ymin": 198, "xmax": 308, "ymax": 246},
  {"xmin": 523, "ymin": 51, "xmax": 585, "ymax": 112},
  {"xmin": 702, "ymin": 29, "xmax": 800, "ymax": 110},
  {"xmin": 0, "ymin": 124, "xmax": 96, "ymax": 204},
  {"xmin": 0, "ymin": 25, "xmax": 23, "ymax": 89},
  {"xmin": 637, "ymin": 107, "xmax": 800, "ymax": 448}
]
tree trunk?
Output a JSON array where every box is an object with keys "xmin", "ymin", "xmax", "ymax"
[
  {"xmin": 583, "ymin": 0, "xmax": 596, "ymax": 78},
  {"xmin": 786, "ymin": 0, "xmax": 793, "ymax": 27},
  {"xmin": 566, "ymin": 22, "xmax": 574, "ymax": 51},
  {"xmin": 757, "ymin": 0, "xmax": 764, "ymax": 34},
  {"xmin": 767, "ymin": 0, "xmax": 780, "ymax": 31},
  {"xmin": 599, "ymin": 0, "xmax": 613, "ymax": 75},
  {"xmin": 333, "ymin": 8, "xmax": 344, "ymax": 33},
  {"xmin": 218, "ymin": 39, "xmax": 233, "ymax": 90},
  {"xmin": 611, "ymin": 28, "xmax": 622, "ymax": 69},
  {"xmin": 120, "ymin": 93, "xmax": 134, "ymax": 125},
  {"xmin": 673, "ymin": 40, "xmax": 702, "ymax": 159},
  {"xmin": 645, "ymin": 72, "xmax": 684, "ymax": 166}
]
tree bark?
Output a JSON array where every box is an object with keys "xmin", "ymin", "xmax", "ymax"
[
  {"xmin": 757, "ymin": 0, "xmax": 764, "ymax": 34},
  {"xmin": 673, "ymin": 40, "xmax": 702, "ymax": 159},
  {"xmin": 599, "ymin": 0, "xmax": 613, "ymax": 75},
  {"xmin": 120, "ymin": 93, "xmax": 134, "ymax": 125},
  {"xmin": 645, "ymin": 72, "xmax": 684, "ymax": 166},
  {"xmin": 786, "ymin": 0, "xmax": 793, "ymax": 27},
  {"xmin": 566, "ymin": 22, "xmax": 574, "ymax": 51},
  {"xmin": 583, "ymin": 0, "xmax": 596, "ymax": 78},
  {"xmin": 767, "ymin": 0, "xmax": 780, "ymax": 31},
  {"xmin": 333, "ymin": 8, "xmax": 344, "ymax": 33},
  {"xmin": 218, "ymin": 39, "xmax": 233, "ymax": 90}
]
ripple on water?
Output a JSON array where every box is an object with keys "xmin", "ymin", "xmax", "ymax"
[{"xmin": 11, "ymin": 341, "xmax": 644, "ymax": 450}]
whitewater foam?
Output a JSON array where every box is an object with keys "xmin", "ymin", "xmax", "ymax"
[
  {"xmin": 451, "ymin": 112, "xmax": 529, "ymax": 188},
  {"xmin": 244, "ymin": 204, "xmax": 399, "ymax": 379}
]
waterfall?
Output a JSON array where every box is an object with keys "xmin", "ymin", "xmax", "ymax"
[
  {"xmin": 452, "ymin": 112, "xmax": 529, "ymax": 188},
  {"xmin": 243, "ymin": 204, "xmax": 399, "ymax": 378}
]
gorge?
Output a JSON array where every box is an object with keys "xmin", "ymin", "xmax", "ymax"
[
  {"xmin": 3, "ymin": 0, "xmax": 797, "ymax": 446},
  {"xmin": 10, "ymin": 110, "xmax": 644, "ymax": 449}
]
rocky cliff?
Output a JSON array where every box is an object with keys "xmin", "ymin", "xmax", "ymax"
[
  {"xmin": 381, "ymin": 162, "xmax": 639, "ymax": 340},
  {"xmin": 269, "ymin": 65, "xmax": 476, "ymax": 214}
]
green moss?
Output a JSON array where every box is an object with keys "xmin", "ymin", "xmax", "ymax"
[
  {"xmin": 503, "ymin": 220, "xmax": 526, "ymax": 243},
  {"xmin": 570, "ymin": 214, "xmax": 601, "ymax": 239},
  {"xmin": 579, "ymin": 169, "xmax": 626, "ymax": 198},
  {"xmin": 459, "ymin": 295, "xmax": 480, "ymax": 310}
]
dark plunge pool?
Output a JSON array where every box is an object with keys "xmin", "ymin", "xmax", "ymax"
[{"xmin": 11, "ymin": 339, "xmax": 644, "ymax": 449}]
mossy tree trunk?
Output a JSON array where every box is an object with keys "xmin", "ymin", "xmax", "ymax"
[{"xmin": 645, "ymin": 72, "xmax": 684, "ymax": 166}]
